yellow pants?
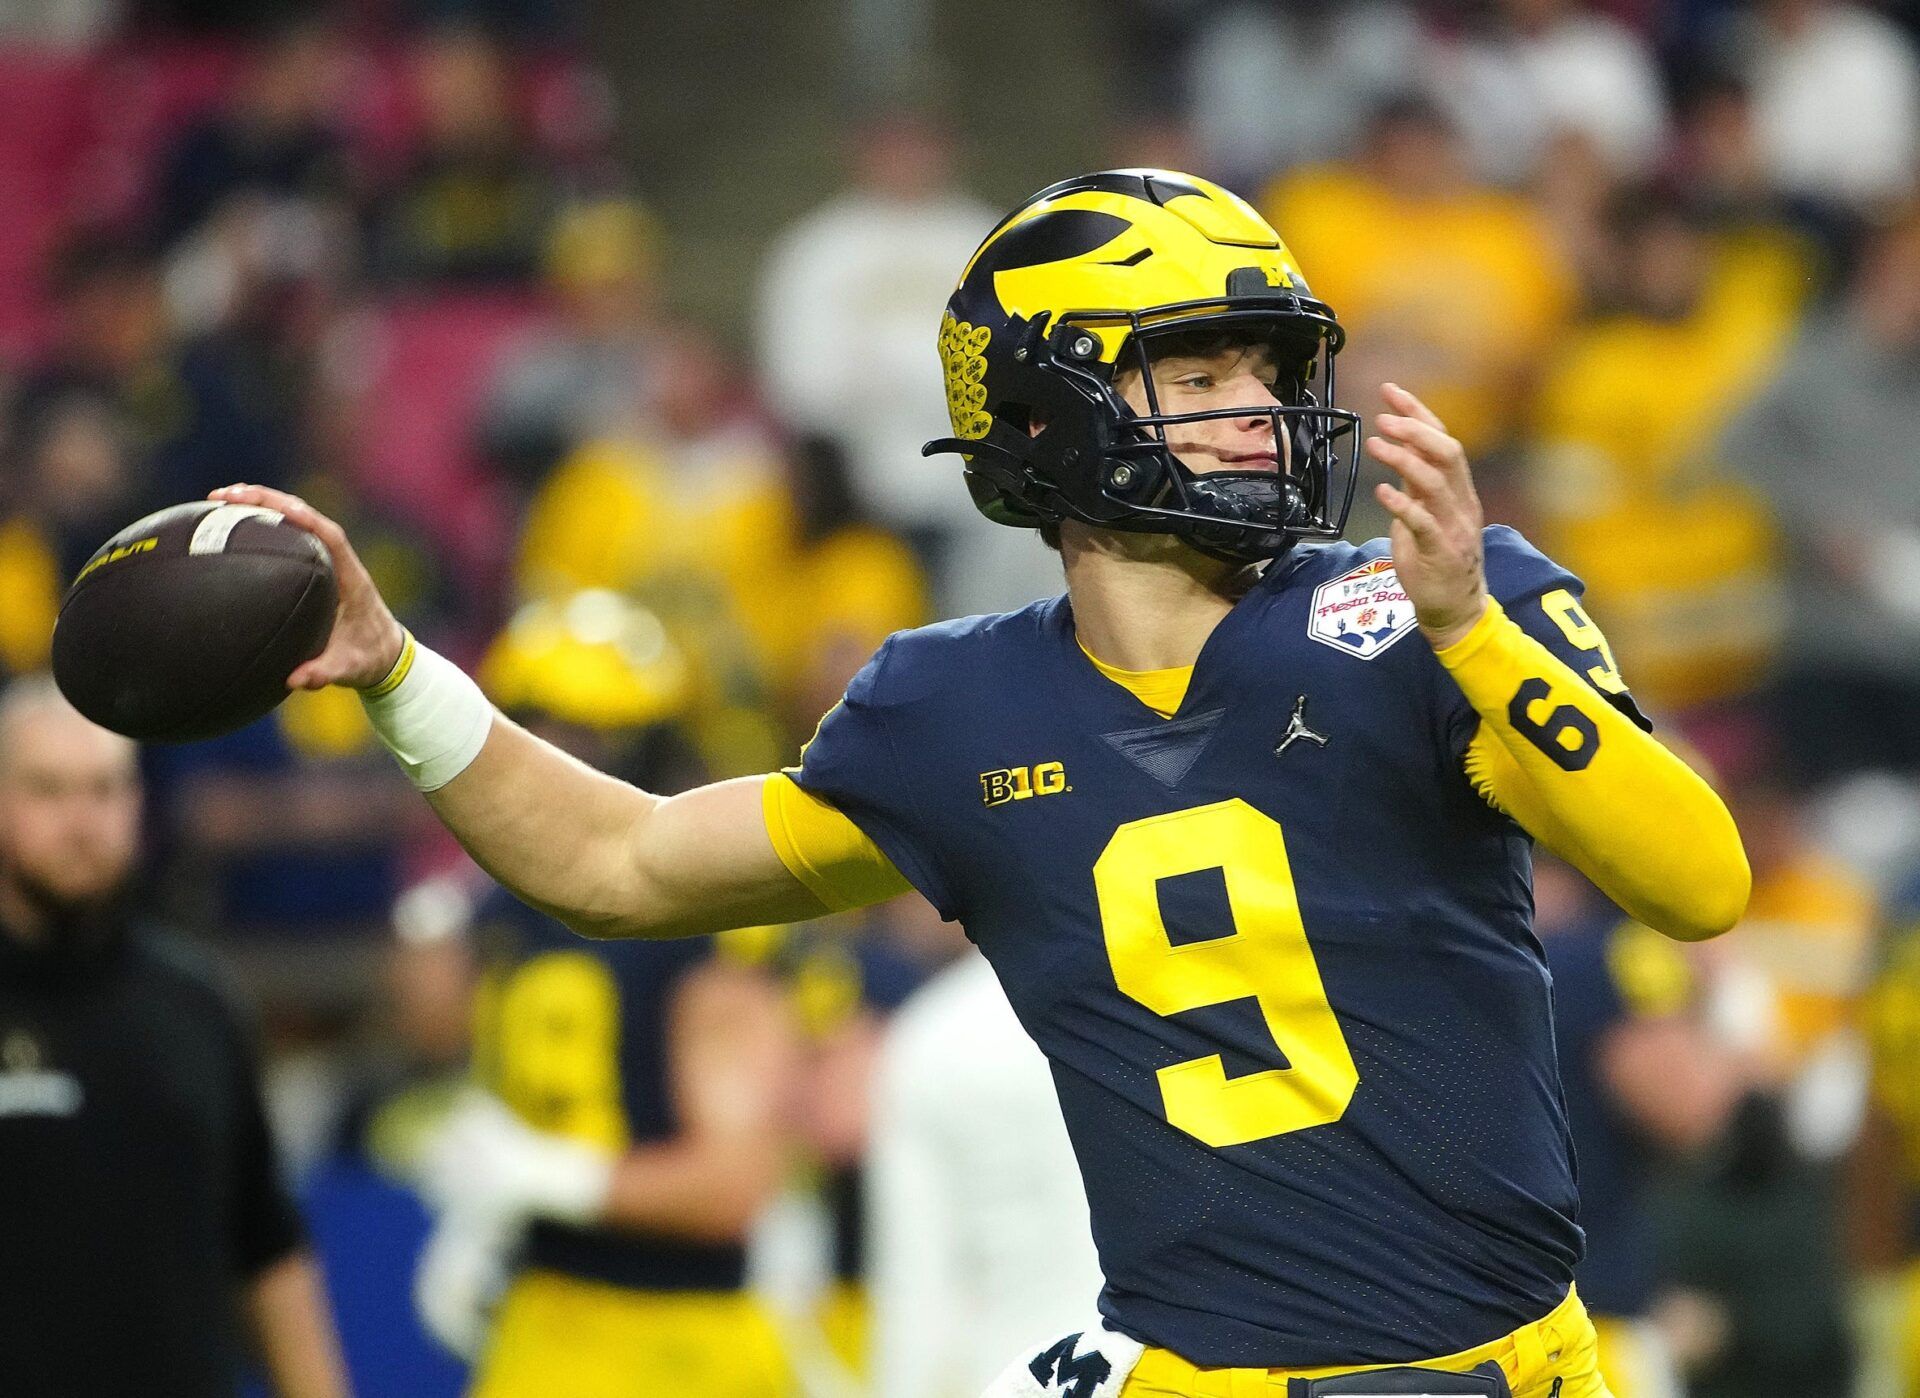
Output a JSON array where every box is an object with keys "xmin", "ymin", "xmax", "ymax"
[
  {"xmin": 1121, "ymin": 1286, "xmax": 1613, "ymax": 1398},
  {"xmin": 470, "ymin": 1270, "xmax": 795, "ymax": 1398}
]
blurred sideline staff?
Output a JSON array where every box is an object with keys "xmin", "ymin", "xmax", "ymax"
[
  {"xmin": 411, "ymin": 592, "xmax": 803, "ymax": 1398},
  {"xmin": 867, "ymin": 946, "xmax": 1106, "ymax": 1397},
  {"xmin": 0, "ymin": 676, "xmax": 348, "ymax": 1398}
]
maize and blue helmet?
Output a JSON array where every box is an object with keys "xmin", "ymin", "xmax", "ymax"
[{"xmin": 925, "ymin": 169, "xmax": 1360, "ymax": 562}]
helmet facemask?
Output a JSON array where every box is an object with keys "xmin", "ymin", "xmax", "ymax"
[{"xmin": 934, "ymin": 297, "xmax": 1362, "ymax": 564}]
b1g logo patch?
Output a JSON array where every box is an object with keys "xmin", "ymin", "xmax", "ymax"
[
  {"xmin": 980, "ymin": 761, "xmax": 1067, "ymax": 807},
  {"xmin": 1308, "ymin": 558, "xmax": 1417, "ymax": 660}
]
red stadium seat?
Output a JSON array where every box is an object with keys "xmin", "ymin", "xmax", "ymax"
[
  {"xmin": 0, "ymin": 46, "xmax": 101, "ymax": 357},
  {"xmin": 341, "ymin": 290, "xmax": 558, "ymax": 594}
]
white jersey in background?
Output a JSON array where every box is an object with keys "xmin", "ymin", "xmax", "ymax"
[{"xmin": 867, "ymin": 950, "xmax": 1105, "ymax": 1398}]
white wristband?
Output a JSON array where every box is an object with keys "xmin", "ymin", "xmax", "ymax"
[{"xmin": 359, "ymin": 632, "xmax": 494, "ymax": 792}]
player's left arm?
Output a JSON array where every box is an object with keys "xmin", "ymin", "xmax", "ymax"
[
  {"xmin": 1369, "ymin": 383, "xmax": 1750, "ymax": 942},
  {"xmin": 595, "ymin": 959, "xmax": 801, "ymax": 1240}
]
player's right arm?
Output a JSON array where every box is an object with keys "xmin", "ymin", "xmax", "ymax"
[
  {"xmin": 440, "ymin": 733, "xmax": 825, "ymax": 938},
  {"xmin": 209, "ymin": 484, "xmax": 880, "ymax": 939}
]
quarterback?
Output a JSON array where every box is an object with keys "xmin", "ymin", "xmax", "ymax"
[{"xmin": 213, "ymin": 170, "xmax": 1749, "ymax": 1398}]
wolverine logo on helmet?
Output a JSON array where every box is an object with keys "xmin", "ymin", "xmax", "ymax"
[{"xmin": 923, "ymin": 169, "xmax": 1361, "ymax": 563}]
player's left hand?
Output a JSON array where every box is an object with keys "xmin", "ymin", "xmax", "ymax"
[{"xmin": 1365, "ymin": 383, "xmax": 1489, "ymax": 651}]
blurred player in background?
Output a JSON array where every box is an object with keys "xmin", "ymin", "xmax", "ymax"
[
  {"xmin": 0, "ymin": 676, "xmax": 349, "ymax": 1398},
  {"xmin": 213, "ymin": 169, "xmax": 1750, "ymax": 1398},
  {"xmin": 410, "ymin": 593, "xmax": 802, "ymax": 1398},
  {"xmin": 1533, "ymin": 856, "xmax": 1749, "ymax": 1398},
  {"xmin": 867, "ymin": 942, "xmax": 1106, "ymax": 1397}
]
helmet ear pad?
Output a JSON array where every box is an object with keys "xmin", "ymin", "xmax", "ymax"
[{"xmin": 969, "ymin": 316, "xmax": 1155, "ymax": 529}]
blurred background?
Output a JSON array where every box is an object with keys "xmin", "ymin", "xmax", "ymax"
[{"xmin": 4, "ymin": 0, "xmax": 1920, "ymax": 1395}]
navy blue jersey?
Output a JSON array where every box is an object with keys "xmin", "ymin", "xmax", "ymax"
[
  {"xmin": 1542, "ymin": 913, "xmax": 1687, "ymax": 1318},
  {"xmin": 792, "ymin": 527, "xmax": 1628, "ymax": 1366},
  {"xmin": 470, "ymin": 887, "xmax": 746, "ymax": 1291}
]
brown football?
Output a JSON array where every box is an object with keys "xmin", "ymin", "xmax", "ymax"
[{"xmin": 51, "ymin": 501, "xmax": 337, "ymax": 743}]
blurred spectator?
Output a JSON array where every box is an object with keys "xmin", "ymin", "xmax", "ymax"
[
  {"xmin": 367, "ymin": 24, "xmax": 564, "ymax": 287},
  {"xmin": 20, "ymin": 232, "xmax": 299, "ymax": 510},
  {"xmin": 1527, "ymin": 192, "xmax": 1807, "ymax": 710},
  {"xmin": 410, "ymin": 602, "xmax": 802, "ymax": 1394},
  {"xmin": 1261, "ymin": 96, "xmax": 1575, "ymax": 469},
  {"xmin": 1434, "ymin": 0, "xmax": 1671, "ymax": 185},
  {"xmin": 867, "ymin": 945, "xmax": 1104, "ymax": 1398},
  {"xmin": 19, "ymin": 390, "xmax": 140, "ymax": 575},
  {"xmin": 1733, "ymin": 0, "xmax": 1920, "ymax": 211},
  {"xmin": 142, "ymin": 687, "xmax": 423, "ymax": 939},
  {"xmin": 511, "ymin": 334, "xmax": 793, "ymax": 774},
  {"xmin": 1722, "ymin": 209, "xmax": 1920, "ymax": 779},
  {"xmin": 1668, "ymin": 75, "xmax": 1780, "ymax": 225},
  {"xmin": 149, "ymin": 15, "xmax": 356, "ymax": 254},
  {"xmin": 479, "ymin": 197, "xmax": 667, "ymax": 484},
  {"xmin": 302, "ymin": 877, "xmax": 477, "ymax": 1398},
  {"xmin": 1176, "ymin": 2, "xmax": 1422, "ymax": 189},
  {"xmin": 756, "ymin": 106, "xmax": 1055, "ymax": 614},
  {"xmin": 778, "ymin": 435, "xmax": 928, "ymax": 732},
  {"xmin": 0, "ymin": 389, "xmax": 138, "ymax": 679},
  {"xmin": 1721, "ymin": 760, "xmax": 1880, "ymax": 1089},
  {"xmin": 514, "ymin": 401, "xmax": 930, "ymax": 763},
  {"xmin": 1535, "ymin": 856, "xmax": 1748, "ymax": 1397},
  {"xmin": 1653, "ymin": 1094, "xmax": 1858, "ymax": 1398},
  {"xmin": 0, "ymin": 677, "xmax": 349, "ymax": 1398}
]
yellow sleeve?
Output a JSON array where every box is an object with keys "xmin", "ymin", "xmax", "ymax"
[
  {"xmin": 761, "ymin": 772, "xmax": 914, "ymax": 913},
  {"xmin": 1440, "ymin": 600, "xmax": 1750, "ymax": 941}
]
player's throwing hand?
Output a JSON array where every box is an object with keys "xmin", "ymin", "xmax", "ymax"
[
  {"xmin": 208, "ymin": 484, "xmax": 406, "ymax": 690},
  {"xmin": 1365, "ymin": 383, "xmax": 1490, "ymax": 650}
]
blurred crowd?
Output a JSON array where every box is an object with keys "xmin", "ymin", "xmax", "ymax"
[{"xmin": 4, "ymin": 0, "xmax": 1920, "ymax": 1395}]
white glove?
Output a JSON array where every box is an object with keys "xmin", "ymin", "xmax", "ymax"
[
  {"xmin": 418, "ymin": 1089, "xmax": 617, "ymax": 1229},
  {"xmin": 414, "ymin": 1205, "xmax": 517, "ymax": 1361}
]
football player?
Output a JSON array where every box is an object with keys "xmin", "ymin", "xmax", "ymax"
[
  {"xmin": 410, "ymin": 595, "xmax": 802, "ymax": 1398},
  {"xmin": 212, "ymin": 170, "xmax": 1750, "ymax": 1398}
]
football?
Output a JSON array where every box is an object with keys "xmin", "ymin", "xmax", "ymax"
[{"xmin": 51, "ymin": 501, "xmax": 338, "ymax": 743}]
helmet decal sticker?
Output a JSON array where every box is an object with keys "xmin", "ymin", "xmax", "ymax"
[{"xmin": 939, "ymin": 313, "xmax": 994, "ymax": 442}]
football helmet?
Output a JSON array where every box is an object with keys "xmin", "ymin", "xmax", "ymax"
[{"xmin": 923, "ymin": 169, "xmax": 1360, "ymax": 562}]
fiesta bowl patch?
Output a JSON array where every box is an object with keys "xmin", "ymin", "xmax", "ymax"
[{"xmin": 1309, "ymin": 558, "xmax": 1418, "ymax": 659}]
